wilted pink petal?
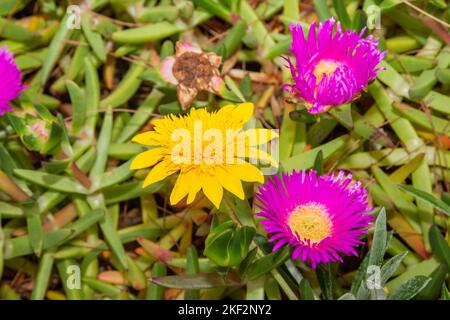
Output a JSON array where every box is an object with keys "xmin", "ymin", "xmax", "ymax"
[
  {"xmin": 177, "ymin": 84, "xmax": 198, "ymax": 110},
  {"xmin": 208, "ymin": 76, "xmax": 224, "ymax": 94},
  {"xmin": 162, "ymin": 41, "xmax": 224, "ymax": 109},
  {"xmin": 206, "ymin": 52, "xmax": 222, "ymax": 68},
  {"xmin": 175, "ymin": 41, "xmax": 202, "ymax": 57},
  {"xmin": 159, "ymin": 57, "xmax": 178, "ymax": 85}
]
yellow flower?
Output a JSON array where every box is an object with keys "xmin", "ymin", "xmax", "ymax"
[{"xmin": 130, "ymin": 103, "xmax": 278, "ymax": 208}]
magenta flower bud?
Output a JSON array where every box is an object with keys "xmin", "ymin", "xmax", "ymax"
[
  {"xmin": 283, "ymin": 18, "xmax": 386, "ymax": 114},
  {"xmin": 28, "ymin": 120, "xmax": 50, "ymax": 141}
]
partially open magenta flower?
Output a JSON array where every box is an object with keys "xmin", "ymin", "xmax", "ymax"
[
  {"xmin": 0, "ymin": 46, "xmax": 25, "ymax": 115},
  {"xmin": 255, "ymin": 170, "xmax": 373, "ymax": 268},
  {"xmin": 283, "ymin": 17, "xmax": 386, "ymax": 114}
]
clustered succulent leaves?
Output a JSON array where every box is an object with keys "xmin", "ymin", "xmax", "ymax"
[{"xmin": 0, "ymin": 0, "xmax": 449, "ymax": 302}]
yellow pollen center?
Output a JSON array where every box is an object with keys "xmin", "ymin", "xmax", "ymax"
[
  {"xmin": 288, "ymin": 203, "xmax": 332, "ymax": 245},
  {"xmin": 313, "ymin": 60, "xmax": 341, "ymax": 83}
]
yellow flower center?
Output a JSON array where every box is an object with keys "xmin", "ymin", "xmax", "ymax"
[
  {"xmin": 313, "ymin": 60, "xmax": 341, "ymax": 83},
  {"xmin": 288, "ymin": 203, "xmax": 332, "ymax": 245}
]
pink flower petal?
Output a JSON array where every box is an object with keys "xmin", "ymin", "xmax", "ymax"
[
  {"xmin": 175, "ymin": 41, "xmax": 202, "ymax": 56},
  {"xmin": 159, "ymin": 57, "xmax": 178, "ymax": 85},
  {"xmin": 0, "ymin": 46, "xmax": 25, "ymax": 114},
  {"xmin": 208, "ymin": 76, "xmax": 224, "ymax": 94}
]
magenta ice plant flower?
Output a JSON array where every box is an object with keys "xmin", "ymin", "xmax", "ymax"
[
  {"xmin": 0, "ymin": 46, "xmax": 26, "ymax": 115},
  {"xmin": 159, "ymin": 41, "xmax": 224, "ymax": 110},
  {"xmin": 283, "ymin": 17, "xmax": 386, "ymax": 114},
  {"xmin": 255, "ymin": 170, "xmax": 373, "ymax": 268}
]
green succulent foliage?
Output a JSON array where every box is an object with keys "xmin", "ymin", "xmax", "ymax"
[
  {"xmin": 399, "ymin": 184, "xmax": 450, "ymax": 217},
  {"xmin": 345, "ymin": 208, "xmax": 440, "ymax": 300},
  {"xmin": 244, "ymin": 246, "xmax": 290, "ymax": 281},
  {"xmin": 204, "ymin": 219, "xmax": 255, "ymax": 267},
  {"xmin": 388, "ymin": 276, "xmax": 431, "ymax": 300},
  {"xmin": 442, "ymin": 284, "xmax": 450, "ymax": 300}
]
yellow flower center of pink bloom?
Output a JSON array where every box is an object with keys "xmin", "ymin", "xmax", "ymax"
[
  {"xmin": 288, "ymin": 203, "xmax": 332, "ymax": 244},
  {"xmin": 313, "ymin": 60, "xmax": 341, "ymax": 83}
]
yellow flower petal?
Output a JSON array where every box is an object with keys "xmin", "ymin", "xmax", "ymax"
[
  {"xmin": 232, "ymin": 103, "xmax": 254, "ymax": 125},
  {"xmin": 215, "ymin": 167, "xmax": 244, "ymax": 200},
  {"xmin": 189, "ymin": 107, "xmax": 208, "ymax": 120},
  {"xmin": 246, "ymin": 147, "xmax": 278, "ymax": 168},
  {"xmin": 202, "ymin": 176, "xmax": 223, "ymax": 208},
  {"xmin": 187, "ymin": 174, "xmax": 203, "ymax": 204},
  {"xmin": 150, "ymin": 117, "xmax": 166, "ymax": 128},
  {"xmin": 239, "ymin": 128, "xmax": 279, "ymax": 146},
  {"xmin": 130, "ymin": 148, "xmax": 164, "ymax": 170},
  {"xmin": 216, "ymin": 104, "xmax": 236, "ymax": 118},
  {"xmin": 132, "ymin": 131, "xmax": 160, "ymax": 146},
  {"xmin": 231, "ymin": 162, "xmax": 264, "ymax": 183},
  {"xmin": 170, "ymin": 170, "xmax": 193, "ymax": 205},
  {"xmin": 142, "ymin": 161, "xmax": 176, "ymax": 188}
]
